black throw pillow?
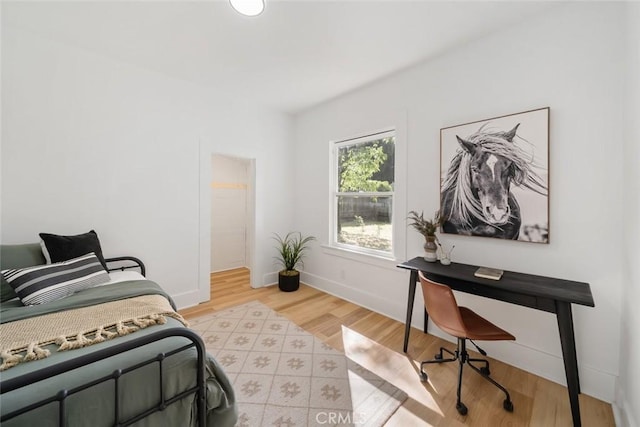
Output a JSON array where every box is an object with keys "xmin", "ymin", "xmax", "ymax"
[{"xmin": 39, "ymin": 230, "xmax": 108, "ymax": 271}]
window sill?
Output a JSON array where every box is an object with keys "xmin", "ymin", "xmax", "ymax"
[{"xmin": 320, "ymin": 244, "xmax": 401, "ymax": 270}]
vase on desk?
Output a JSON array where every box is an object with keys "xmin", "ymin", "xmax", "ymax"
[{"xmin": 423, "ymin": 236, "xmax": 438, "ymax": 262}]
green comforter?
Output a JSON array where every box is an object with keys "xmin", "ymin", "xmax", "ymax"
[{"xmin": 0, "ymin": 280, "xmax": 237, "ymax": 427}]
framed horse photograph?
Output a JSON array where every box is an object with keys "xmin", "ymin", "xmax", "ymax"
[{"xmin": 440, "ymin": 107, "xmax": 549, "ymax": 243}]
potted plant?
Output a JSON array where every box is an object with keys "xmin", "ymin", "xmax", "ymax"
[
  {"xmin": 408, "ymin": 210, "xmax": 442, "ymax": 262},
  {"xmin": 273, "ymin": 232, "xmax": 316, "ymax": 292}
]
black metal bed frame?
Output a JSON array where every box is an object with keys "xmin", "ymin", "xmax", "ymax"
[
  {"xmin": 104, "ymin": 256, "xmax": 147, "ymax": 277},
  {"xmin": 0, "ymin": 257, "xmax": 208, "ymax": 426},
  {"xmin": 0, "ymin": 329, "xmax": 207, "ymax": 426}
]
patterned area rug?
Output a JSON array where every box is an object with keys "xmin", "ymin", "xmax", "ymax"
[{"xmin": 189, "ymin": 301, "xmax": 407, "ymax": 427}]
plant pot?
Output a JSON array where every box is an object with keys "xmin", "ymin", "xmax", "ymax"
[
  {"xmin": 424, "ymin": 236, "xmax": 438, "ymax": 262},
  {"xmin": 278, "ymin": 270, "xmax": 300, "ymax": 292}
]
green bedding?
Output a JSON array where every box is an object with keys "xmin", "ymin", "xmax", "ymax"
[
  {"xmin": 0, "ymin": 281, "xmax": 237, "ymax": 427},
  {"xmin": 0, "ymin": 280, "xmax": 174, "ymax": 323}
]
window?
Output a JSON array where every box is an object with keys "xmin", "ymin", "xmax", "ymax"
[{"xmin": 331, "ymin": 130, "xmax": 395, "ymax": 256}]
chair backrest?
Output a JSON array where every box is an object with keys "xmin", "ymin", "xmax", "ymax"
[{"xmin": 419, "ymin": 271, "xmax": 467, "ymax": 338}]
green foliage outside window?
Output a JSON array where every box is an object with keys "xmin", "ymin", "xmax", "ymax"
[
  {"xmin": 335, "ymin": 135, "xmax": 395, "ymax": 253},
  {"xmin": 338, "ymin": 138, "xmax": 394, "ymax": 192}
]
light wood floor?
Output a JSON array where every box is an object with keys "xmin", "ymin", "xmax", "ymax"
[{"xmin": 179, "ymin": 268, "xmax": 615, "ymax": 427}]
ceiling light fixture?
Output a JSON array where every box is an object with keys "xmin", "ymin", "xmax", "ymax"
[{"xmin": 230, "ymin": 0, "xmax": 265, "ymax": 17}]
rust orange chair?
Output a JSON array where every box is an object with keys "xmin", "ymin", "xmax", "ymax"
[{"xmin": 418, "ymin": 271, "xmax": 515, "ymax": 415}]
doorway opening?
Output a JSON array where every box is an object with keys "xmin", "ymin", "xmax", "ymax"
[{"xmin": 209, "ymin": 154, "xmax": 255, "ymax": 291}]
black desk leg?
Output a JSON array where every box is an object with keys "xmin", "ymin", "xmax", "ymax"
[
  {"xmin": 403, "ymin": 270, "xmax": 418, "ymax": 353},
  {"xmin": 556, "ymin": 301, "xmax": 582, "ymax": 427},
  {"xmin": 424, "ymin": 308, "xmax": 429, "ymax": 333}
]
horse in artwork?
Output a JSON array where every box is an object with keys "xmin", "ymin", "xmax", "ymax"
[{"xmin": 441, "ymin": 123, "xmax": 547, "ymax": 239}]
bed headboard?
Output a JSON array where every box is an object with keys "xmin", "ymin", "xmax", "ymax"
[
  {"xmin": 1, "ymin": 243, "xmax": 147, "ymax": 303},
  {"xmin": 1, "ymin": 243, "xmax": 46, "ymax": 270},
  {"xmin": 1, "ymin": 243, "xmax": 46, "ymax": 302}
]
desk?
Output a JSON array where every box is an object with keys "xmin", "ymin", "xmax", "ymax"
[{"xmin": 398, "ymin": 257, "xmax": 594, "ymax": 427}]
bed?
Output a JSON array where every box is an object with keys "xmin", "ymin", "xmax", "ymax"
[{"xmin": 0, "ymin": 240, "xmax": 237, "ymax": 427}]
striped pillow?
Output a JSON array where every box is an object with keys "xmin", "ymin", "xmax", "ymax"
[{"xmin": 1, "ymin": 253, "xmax": 110, "ymax": 306}]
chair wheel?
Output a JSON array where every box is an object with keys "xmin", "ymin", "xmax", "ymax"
[
  {"xmin": 456, "ymin": 402, "xmax": 468, "ymax": 415},
  {"xmin": 503, "ymin": 399, "xmax": 514, "ymax": 412},
  {"xmin": 434, "ymin": 353, "xmax": 442, "ymax": 360},
  {"xmin": 480, "ymin": 366, "xmax": 490, "ymax": 376},
  {"xmin": 420, "ymin": 371, "xmax": 428, "ymax": 382}
]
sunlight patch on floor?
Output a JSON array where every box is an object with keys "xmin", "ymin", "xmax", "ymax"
[{"xmin": 340, "ymin": 325, "xmax": 445, "ymax": 420}]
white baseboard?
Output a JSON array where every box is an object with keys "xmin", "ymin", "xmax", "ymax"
[
  {"xmin": 263, "ymin": 271, "xmax": 278, "ymax": 287},
  {"xmin": 300, "ymin": 271, "xmax": 408, "ymax": 322},
  {"xmin": 614, "ymin": 389, "xmax": 638, "ymax": 427},
  {"xmin": 171, "ymin": 289, "xmax": 201, "ymax": 311},
  {"xmin": 300, "ymin": 271, "xmax": 617, "ymax": 404}
]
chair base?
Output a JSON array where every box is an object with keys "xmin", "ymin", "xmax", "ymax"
[{"xmin": 419, "ymin": 338, "xmax": 514, "ymax": 416}]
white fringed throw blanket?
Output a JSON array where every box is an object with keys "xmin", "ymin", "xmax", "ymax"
[{"xmin": 0, "ymin": 294, "xmax": 187, "ymax": 371}]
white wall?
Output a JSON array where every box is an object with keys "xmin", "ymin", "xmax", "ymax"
[
  {"xmin": 619, "ymin": 3, "xmax": 640, "ymax": 426},
  {"xmin": 0, "ymin": 26, "xmax": 294, "ymax": 308},
  {"xmin": 294, "ymin": 2, "xmax": 625, "ymax": 404}
]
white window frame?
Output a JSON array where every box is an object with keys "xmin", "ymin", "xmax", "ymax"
[{"xmin": 329, "ymin": 129, "xmax": 398, "ymax": 259}]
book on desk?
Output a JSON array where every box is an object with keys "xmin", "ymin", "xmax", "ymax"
[{"xmin": 474, "ymin": 267, "xmax": 504, "ymax": 280}]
